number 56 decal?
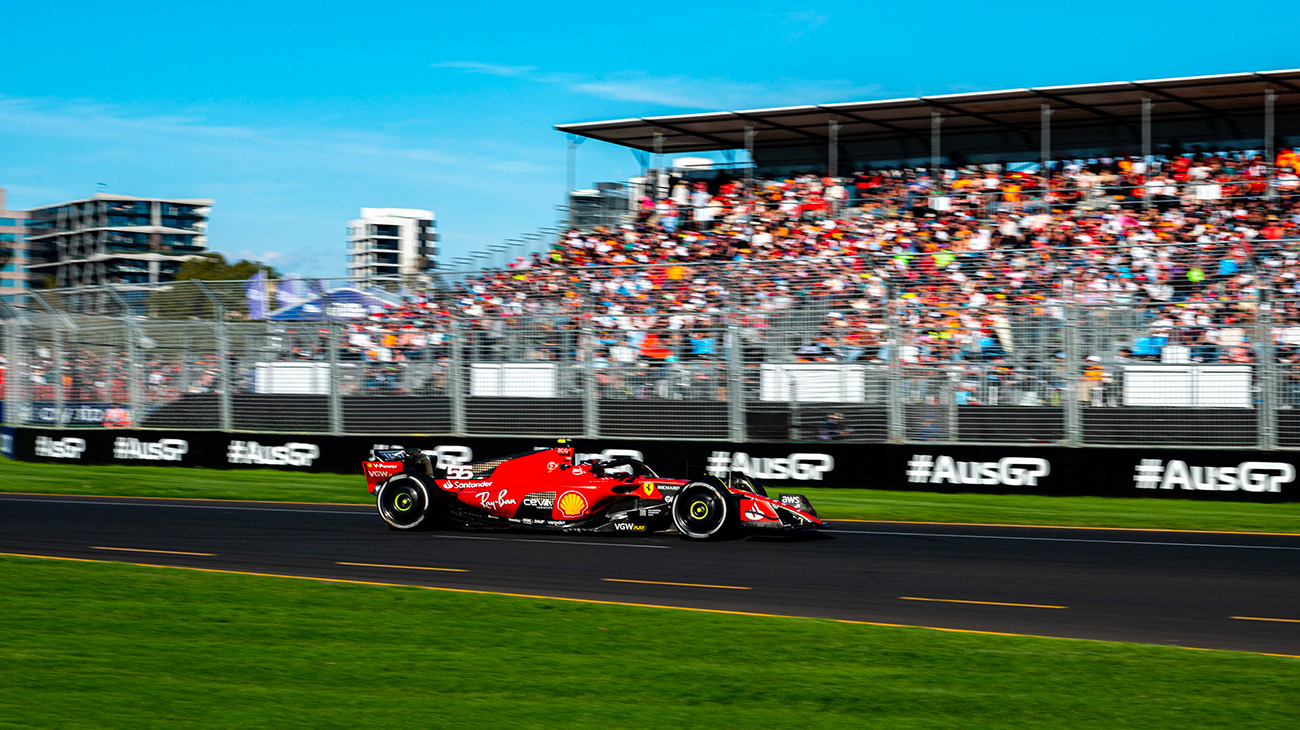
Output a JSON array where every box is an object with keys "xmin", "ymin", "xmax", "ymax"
[{"xmin": 447, "ymin": 465, "xmax": 473, "ymax": 479}]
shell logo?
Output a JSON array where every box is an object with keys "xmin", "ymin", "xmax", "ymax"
[{"xmin": 557, "ymin": 491, "xmax": 588, "ymax": 518}]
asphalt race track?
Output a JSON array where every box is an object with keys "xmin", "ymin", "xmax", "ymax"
[{"xmin": 2, "ymin": 494, "xmax": 1298, "ymax": 656}]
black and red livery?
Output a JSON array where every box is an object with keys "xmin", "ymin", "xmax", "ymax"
[{"xmin": 362, "ymin": 439, "xmax": 826, "ymax": 539}]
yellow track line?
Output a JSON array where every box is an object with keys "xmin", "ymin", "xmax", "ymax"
[
  {"xmin": 603, "ymin": 578, "xmax": 750, "ymax": 590},
  {"xmin": 900, "ymin": 596, "xmax": 1067, "ymax": 610},
  {"xmin": 1, "ymin": 550, "xmax": 1296, "ymax": 660},
  {"xmin": 5, "ymin": 493, "xmax": 1299, "ymax": 537},
  {"xmin": 91, "ymin": 546, "xmax": 215, "ymax": 557},
  {"xmin": 337, "ymin": 562, "xmax": 466, "ymax": 573},
  {"xmin": 1232, "ymin": 616, "xmax": 1300, "ymax": 624}
]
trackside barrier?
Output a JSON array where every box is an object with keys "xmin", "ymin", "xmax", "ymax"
[{"xmin": 4, "ymin": 426, "xmax": 1297, "ymax": 502}]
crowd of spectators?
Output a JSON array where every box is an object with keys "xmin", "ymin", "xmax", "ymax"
[{"xmin": 8, "ymin": 148, "xmax": 1300, "ymax": 424}]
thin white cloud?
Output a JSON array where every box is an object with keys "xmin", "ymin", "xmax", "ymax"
[
  {"xmin": 433, "ymin": 63, "xmax": 884, "ymax": 110},
  {"xmin": 782, "ymin": 9, "xmax": 829, "ymax": 40},
  {"xmin": 0, "ymin": 96, "xmax": 563, "ymax": 277},
  {"xmin": 431, "ymin": 61, "xmax": 536, "ymax": 78},
  {"xmin": 0, "ymin": 96, "xmax": 555, "ymax": 183}
]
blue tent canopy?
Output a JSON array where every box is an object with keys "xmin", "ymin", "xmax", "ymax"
[{"xmin": 268, "ymin": 287, "xmax": 395, "ymax": 321}]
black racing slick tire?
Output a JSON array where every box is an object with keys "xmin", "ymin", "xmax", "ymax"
[
  {"xmin": 671, "ymin": 481, "xmax": 736, "ymax": 540},
  {"xmin": 376, "ymin": 474, "xmax": 436, "ymax": 531}
]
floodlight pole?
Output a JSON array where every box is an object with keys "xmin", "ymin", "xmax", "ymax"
[
  {"xmin": 1265, "ymin": 87, "xmax": 1276, "ymax": 200},
  {"xmin": 1141, "ymin": 96, "xmax": 1152, "ymax": 211},
  {"xmin": 930, "ymin": 112, "xmax": 942, "ymax": 185},
  {"xmin": 828, "ymin": 117, "xmax": 839, "ymax": 179},
  {"xmin": 653, "ymin": 130, "xmax": 664, "ymax": 198},
  {"xmin": 744, "ymin": 124, "xmax": 755, "ymax": 203},
  {"xmin": 1041, "ymin": 104, "xmax": 1052, "ymax": 211},
  {"xmin": 567, "ymin": 134, "xmax": 585, "ymax": 227}
]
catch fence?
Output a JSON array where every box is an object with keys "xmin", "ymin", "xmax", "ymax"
[{"xmin": 1, "ymin": 258, "xmax": 1297, "ymax": 449}]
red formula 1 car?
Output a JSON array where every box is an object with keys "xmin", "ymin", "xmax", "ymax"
[{"xmin": 362, "ymin": 439, "xmax": 826, "ymax": 539}]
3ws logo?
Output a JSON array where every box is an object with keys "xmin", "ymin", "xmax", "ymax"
[
  {"xmin": 34, "ymin": 436, "xmax": 87, "ymax": 459},
  {"xmin": 1134, "ymin": 459, "xmax": 1295, "ymax": 493},
  {"xmin": 372, "ymin": 444, "xmax": 473, "ymax": 469},
  {"xmin": 706, "ymin": 451, "xmax": 834, "ymax": 481},
  {"xmin": 113, "ymin": 437, "xmax": 188, "ymax": 462},
  {"xmin": 228, "ymin": 440, "xmax": 320, "ymax": 467},
  {"xmin": 907, "ymin": 454, "xmax": 1051, "ymax": 486}
]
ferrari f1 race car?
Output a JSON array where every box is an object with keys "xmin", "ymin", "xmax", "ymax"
[{"xmin": 362, "ymin": 440, "xmax": 826, "ymax": 539}]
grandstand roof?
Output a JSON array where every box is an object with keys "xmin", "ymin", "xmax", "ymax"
[{"xmin": 555, "ymin": 69, "xmax": 1300, "ymax": 155}]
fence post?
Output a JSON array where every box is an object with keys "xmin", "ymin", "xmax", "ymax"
[
  {"xmin": 1258, "ymin": 285, "xmax": 1276, "ymax": 450},
  {"xmin": 52, "ymin": 313, "xmax": 67, "ymax": 427},
  {"xmin": 193, "ymin": 281, "xmax": 233, "ymax": 432},
  {"xmin": 580, "ymin": 315, "xmax": 599, "ymax": 439},
  {"xmin": 726, "ymin": 312, "xmax": 745, "ymax": 442},
  {"xmin": 0, "ymin": 301, "xmax": 25, "ymax": 425},
  {"xmin": 103, "ymin": 285, "xmax": 150, "ymax": 430},
  {"xmin": 327, "ymin": 321, "xmax": 343, "ymax": 436},
  {"xmin": 885, "ymin": 287, "xmax": 904, "ymax": 443},
  {"xmin": 1063, "ymin": 292, "xmax": 1082, "ymax": 446},
  {"xmin": 449, "ymin": 314, "xmax": 467, "ymax": 437}
]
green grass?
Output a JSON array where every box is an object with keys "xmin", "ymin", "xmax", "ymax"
[
  {"xmin": 0, "ymin": 555, "xmax": 1295, "ymax": 729},
  {"xmin": 2, "ymin": 457, "xmax": 1299, "ymax": 533}
]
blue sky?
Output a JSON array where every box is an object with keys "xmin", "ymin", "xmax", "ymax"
[{"xmin": 1, "ymin": 0, "xmax": 1295, "ymax": 276}]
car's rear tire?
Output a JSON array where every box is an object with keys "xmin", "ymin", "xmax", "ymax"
[
  {"xmin": 671, "ymin": 481, "xmax": 736, "ymax": 539},
  {"xmin": 376, "ymin": 473, "xmax": 436, "ymax": 531}
]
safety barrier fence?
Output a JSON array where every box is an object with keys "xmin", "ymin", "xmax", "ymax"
[
  {"xmin": 2, "ymin": 254, "xmax": 1300, "ymax": 449},
  {"xmin": 4, "ymin": 426, "xmax": 1297, "ymax": 501}
]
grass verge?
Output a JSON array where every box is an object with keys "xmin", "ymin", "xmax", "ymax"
[
  {"xmin": 0, "ymin": 554, "xmax": 1295, "ymax": 729},
  {"xmin": 2, "ymin": 457, "xmax": 1299, "ymax": 533}
]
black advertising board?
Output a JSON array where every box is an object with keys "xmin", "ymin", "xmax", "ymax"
[{"xmin": 7, "ymin": 427, "xmax": 1299, "ymax": 502}]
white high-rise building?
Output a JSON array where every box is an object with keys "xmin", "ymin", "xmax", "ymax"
[{"xmin": 346, "ymin": 208, "xmax": 437, "ymax": 280}]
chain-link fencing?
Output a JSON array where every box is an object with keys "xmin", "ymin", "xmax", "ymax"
[{"xmin": 0, "ymin": 256, "xmax": 1296, "ymax": 449}]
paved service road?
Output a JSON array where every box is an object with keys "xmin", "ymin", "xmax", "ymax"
[{"xmin": 2, "ymin": 494, "xmax": 1298, "ymax": 656}]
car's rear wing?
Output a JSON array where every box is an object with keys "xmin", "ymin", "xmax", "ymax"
[{"xmin": 362, "ymin": 459, "xmax": 403, "ymax": 494}]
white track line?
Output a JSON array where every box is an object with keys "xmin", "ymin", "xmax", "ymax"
[
  {"xmin": 0, "ymin": 497, "xmax": 369, "ymax": 515},
  {"xmin": 835, "ymin": 529, "xmax": 1300, "ymax": 551},
  {"xmin": 434, "ymin": 534, "xmax": 670, "ymax": 549}
]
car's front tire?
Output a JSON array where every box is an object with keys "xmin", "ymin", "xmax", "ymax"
[
  {"xmin": 671, "ymin": 481, "xmax": 736, "ymax": 539},
  {"xmin": 376, "ymin": 473, "xmax": 436, "ymax": 531}
]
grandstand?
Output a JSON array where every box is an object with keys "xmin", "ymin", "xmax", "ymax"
[{"xmin": 2, "ymin": 69, "xmax": 1300, "ymax": 449}]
